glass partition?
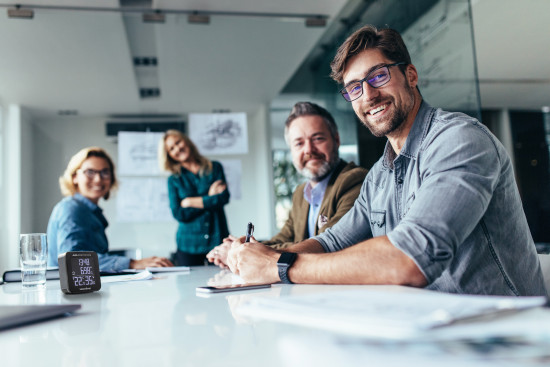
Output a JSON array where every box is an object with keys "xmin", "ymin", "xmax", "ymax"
[{"xmin": 271, "ymin": 0, "xmax": 481, "ymax": 229}]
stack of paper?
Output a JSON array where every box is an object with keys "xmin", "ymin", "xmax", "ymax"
[
  {"xmin": 101, "ymin": 270, "xmax": 154, "ymax": 283},
  {"xmin": 237, "ymin": 289, "xmax": 548, "ymax": 340},
  {"xmin": 122, "ymin": 266, "xmax": 190, "ymax": 274}
]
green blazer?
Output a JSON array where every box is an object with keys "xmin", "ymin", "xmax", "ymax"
[{"xmin": 263, "ymin": 160, "xmax": 367, "ymax": 249}]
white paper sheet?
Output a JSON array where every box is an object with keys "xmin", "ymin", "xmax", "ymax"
[
  {"xmin": 101, "ymin": 270, "xmax": 153, "ymax": 283},
  {"xmin": 116, "ymin": 177, "xmax": 173, "ymax": 222},
  {"xmin": 277, "ymin": 332, "xmax": 550, "ymax": 367},
  {"xmin": 123, "ymin": 266, "xmax": 190, "ymax": 274},
  {"xmin": 218, "ymin": 159, "xmax": 242, "ymax": 200},
  {"xmin": 189, "ymin": 113, "xmax": 248, "ymax": 155},
  {"xmin": 237, "ymin": 288, "xmax": 548, "ymax": 340},
  {"xmin": 118, "ymin": 131, "xmax": 164, "ymax": 176}
]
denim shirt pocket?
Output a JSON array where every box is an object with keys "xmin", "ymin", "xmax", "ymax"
[{"xmin": 370, "ymin": 210, "xmax": 386, "ymax": 237}]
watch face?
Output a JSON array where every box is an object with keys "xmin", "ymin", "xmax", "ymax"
[
  {"xmin": 59, "ymin": 252, "xmax": 101, "ymax": 294},
  {"xmin": 278, "ymin": 252, "xmax": 297, "ymax": 266}
]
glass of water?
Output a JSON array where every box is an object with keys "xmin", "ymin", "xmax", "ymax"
[{"xmin": 19, "ymin": 233, "xmax": 48, "ymax": 288}]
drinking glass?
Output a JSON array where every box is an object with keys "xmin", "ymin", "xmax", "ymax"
[{"xmin": 19, "ymin": 233, "xmax": 48, "ymax": 288}]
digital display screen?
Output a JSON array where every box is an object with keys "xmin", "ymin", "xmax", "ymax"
[{"xmin": 70, "ymin": 256, "xmax": 97, "ymax": 288}]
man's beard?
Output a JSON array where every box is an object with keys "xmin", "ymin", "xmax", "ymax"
[
  {"xmin": 298, "ymin": 149, "xmax": 339, "ymax": 182},
  {"xmin": 359, "ymin": 84, "xmax": 415, "ymax": 138}
]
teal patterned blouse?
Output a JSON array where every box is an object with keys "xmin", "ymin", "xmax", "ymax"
[{"xmin": 167, "ymin": 161, "xmax": 230, "ymax": 254}]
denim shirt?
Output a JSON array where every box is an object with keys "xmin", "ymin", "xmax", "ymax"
[
  {"xmin": 47, "ymin": 193, "xmax": 130, "ymax": 272},
  {"xmin": 168, "ymin": 161, "xmax": 230, "ymax": 254},
  {"xmin": 316, "ymin": 101, "xmax": 547, "ymax": 296}
]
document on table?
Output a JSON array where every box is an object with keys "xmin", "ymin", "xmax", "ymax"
[
  {"xmin": 237, "ymin": 289, "xmax": 548, "ymax": 340},
  {"xmin": 101, "ymin": 270, "xmax": 154, "ymax": 283},
  {"xmin": 277, "ymin": 332, "xmax": 550, "ymax": 367},
  {"xmin": 122, "ymin": 266, "xmax": 190, "ymax": 274},
  {"xmin": 146, "ymin": 266, "xmax": 190, "ymax": 273}
]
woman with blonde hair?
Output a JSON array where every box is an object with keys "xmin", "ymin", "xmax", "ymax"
[
  {"xmin": 159, "ymin": 130, "xmax": 230, "ymax": 266},
  {"xmin": 47, "ymin": 147, "xmax": 173, "ymax": 272}
]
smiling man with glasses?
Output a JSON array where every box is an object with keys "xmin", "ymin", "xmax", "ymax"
[
  {"xmin": 227, "ymin": 25, "xmax": 546, "ymax": 296},
  {"xmin": 340, "ymin": 62, "xmax": 407, "ymax": 102}
]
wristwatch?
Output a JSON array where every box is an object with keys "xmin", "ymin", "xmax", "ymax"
[{"xmin": 277, "ymin": 252, "xmax": 297, "ymax": 284}]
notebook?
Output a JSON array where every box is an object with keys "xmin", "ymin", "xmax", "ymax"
[
  {"xmin": 0, "ymin": 304, "xmax": 81, "ymax": 331},
  {"xmin": 2, "ymin": 268, "xmax": 60, "ymax": 282}
]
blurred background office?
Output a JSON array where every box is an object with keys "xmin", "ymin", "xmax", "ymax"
[{"xmin": 1, "ymin": 0, "xmax": 549, "ymax": 275}]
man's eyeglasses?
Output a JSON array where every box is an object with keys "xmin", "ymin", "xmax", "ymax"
[
  {"xmin": 340, "ymin": 62, "xmax": 407, "ymax": 102},
  {"xmin": 78, "ymin": 168, "xmax": 112, "ymax": 180}
]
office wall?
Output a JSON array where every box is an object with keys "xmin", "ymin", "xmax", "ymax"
[
  {"xmin": 0, "ymin": 103, "xmax": 4, "ymax": 272},
  {"xmin": 0, "ymin": 105, "xmax": 34, "ymax": 273},
  {"xmin": 0, "ymin": 104, "xmax": 274, "ymax": 272}
]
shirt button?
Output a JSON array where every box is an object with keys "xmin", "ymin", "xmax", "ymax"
[
  {"xmin": 397, "ymin": 178, "xmax": 404, "ymax": 185},
  {"xmin": 204, "ymin": 234, "xmax": 209, "ymax": 239}
]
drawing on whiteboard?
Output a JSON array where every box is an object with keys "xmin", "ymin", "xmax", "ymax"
[
  {"xmin": 218, "ymin": 159, "xmax": 242, "ymax": 200},
  {"xmin": 199, "ymin": 119, "xmax": 242, "ymax": 150},
  {"xmin": 118, "ymin": 131, "xmax": 164, "ymax": 176},
  {"xmin": 129, "ymin": 142, "xmax": 157, "ymax": 161},
  {"xmin": 189, "ymin": 112, "xmax": 248, "ymax": 155},
  {"xmin": 116, "ymin": 177, "xmax": 173, "ymax": 222}
]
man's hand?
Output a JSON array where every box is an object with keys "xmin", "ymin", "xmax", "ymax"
[
  {"xmin": 129, "ymin": 256, "xmax": 173, "ymax": 269},
  {"xmin": 227, "ymin": 238, "xmax": 280, "ymax": 284},
  {"xmin": 208, "ymin": 180, "xmax": 226, "ymax": 196},
  {"xmin": 206, "ymin": 236, "xmax": 236, "ymax": 268}
]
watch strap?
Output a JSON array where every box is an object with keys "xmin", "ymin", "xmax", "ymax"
[{"xmin": 277, "ymin": 252, "xmax": 297, "ymax": 284}]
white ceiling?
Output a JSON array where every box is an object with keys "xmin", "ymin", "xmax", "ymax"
[
  {"xmin": 0, "ymin": 0, "xmax": 548, "ymax": 119},
  {"xmin": 0, "ymin": 0, "xmax": 347, "ymax": 117}
]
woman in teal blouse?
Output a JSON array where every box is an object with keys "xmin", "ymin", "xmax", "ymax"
[{"xmin": 159, "ymin": 130, "xmax": 230, "ymax": 266}]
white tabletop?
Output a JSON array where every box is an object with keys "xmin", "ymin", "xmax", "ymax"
[
  {"xmin": 1, "ymin": 266, "xmax": 549, "ymax": 367},
  {"xmin": 0, "ymin": 267, "xmax": 357, "ymax": 366}
]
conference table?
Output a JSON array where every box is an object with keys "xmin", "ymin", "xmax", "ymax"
[{"xmin": 1, "ymin": 266, "xmax": 549, "ymax": 367}]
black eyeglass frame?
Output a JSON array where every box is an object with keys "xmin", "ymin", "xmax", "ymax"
[
  {"xmin": 77, "ymin": 168, "xmax": 112, "ymax": 180},
  {"xmin": 339, "ymin": 62, "xmax": 407, "ymax": 102}
]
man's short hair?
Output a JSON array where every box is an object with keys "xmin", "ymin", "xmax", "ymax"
[
  {"xmin": 284, "ymin": 102, "xmax": 339, "ymax": 144},
  {"xmin": 330, "ymin": 25, "xmax": 412, "ymax": 84}
]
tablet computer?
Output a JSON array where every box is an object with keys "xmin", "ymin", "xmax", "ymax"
[{"xmin": 0, "ymin": 304, "xmax": 81, "ymax": 331}]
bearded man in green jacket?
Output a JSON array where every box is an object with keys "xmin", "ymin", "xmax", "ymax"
[{"xmin": 207, "ymin": 101, "xmax": 367, "ymax": 267}]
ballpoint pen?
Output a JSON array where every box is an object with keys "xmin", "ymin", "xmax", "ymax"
[{"xmin": 245, "ymin": 222, "xmax": 254, "ymax": 242}]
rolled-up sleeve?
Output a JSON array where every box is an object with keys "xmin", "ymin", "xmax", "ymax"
[{"xmin": 387, "ymin": 122, "xmax": 501, "ymax": 283}]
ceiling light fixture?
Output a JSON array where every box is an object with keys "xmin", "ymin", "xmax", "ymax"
[
  {"xmin": 188, "ymin": 12, "xmax": 210, "ymax": 24},
  {"xmin": 142, "ymin": 10, "xmax": 165, "ymax": 23},
  {"xmin": 0, "ymin": 4, "xmax": 328, "ymax": 25},
  {"xmin": 7, "ymin": 5, "xmax": 34, "ymax": 19},
  {"xmin": 305, "ymin": 17, "xmax": 326, "ymax": 27}
]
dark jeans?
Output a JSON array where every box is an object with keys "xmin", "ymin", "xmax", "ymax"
[{"xmin": 172, "ymin": 250, "xmax": 211, "ymax": 266}]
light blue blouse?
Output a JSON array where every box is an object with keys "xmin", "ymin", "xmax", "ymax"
[{"xmin": 47, "ymin": 193, "xmax": 130, "ymax": 272}]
